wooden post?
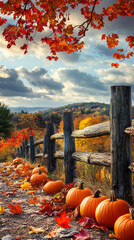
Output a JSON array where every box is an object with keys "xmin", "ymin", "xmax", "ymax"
[
  {"xmin": 22, "ymin": 141, "xmax": 26, "ymax": 158},
  {"xmin": 46, "ymin": 121, "xmax": 56, "ymax": 173},
  {"xmin": 20, "ymin": 145, "xmax": 23, "ymax": 158},
  {"xmin": 25, "ymin": 139, "xmax": 29, "ymax": 160},
  {"xmin": 110, "ymin": 85, "xmax": 133, "ymax": 204},
  {"xmin": 43, "ymin": 135, "xmax": 47, "ymax": 155},
  {"xmin": 30, "ymin": 136, "xmax": 36, "ymax": 163},
  {"xmin": 63, "ymin": 111, "xmax": 76, "ymax": 184}
]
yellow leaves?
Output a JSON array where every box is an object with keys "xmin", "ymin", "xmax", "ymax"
[
  {"xmin": 21, "ymin": 181, "xmax": 31, "ymax": 190},
  {"xmin": 0, "ymin": 202, "xmax": 5, "ymax": 215},
  {"xmin": 29, "ymin": 226, "xmax": 45, "ymax": 234}
]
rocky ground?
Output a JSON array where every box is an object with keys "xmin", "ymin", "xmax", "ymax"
[{"xmin": 0, "ymin": 161, "xmax": 115, "ymax": 240}]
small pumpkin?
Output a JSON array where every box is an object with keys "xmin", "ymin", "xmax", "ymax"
[
  {"xmin": 16, "ymin": 162, "xmax": 30, "ymax": 172},
  {"xmin": 43, "ymin": 180, "xmax": 65, "ymax": 195},
  {"xmin": 32, "ymin": 165, "xmax": 47, "ymax": 175},
  {"xmin": 114, "ymin": 208, "xmax": 134, "ymax": 240},
  {"xmin": 16, "ymin": 163, "xmax": 25, "ymax": 172},
  {"xmin": 30, "ymin": 169, "xmax": 47, "ymax": 187},
  {"xmin": 95, "ymin": 190, "xmax": 130, "ymax": 229},
  {"xmin": 80, "ymin": 189, "xmax": 108, "ymax": 219},
  {"xmin": 66, "ymin": 181, "xmax": 93, "ymax": 209},
  {"xmin": 13, "ymin": 157, "xmax": 23, "ymax": 165}
]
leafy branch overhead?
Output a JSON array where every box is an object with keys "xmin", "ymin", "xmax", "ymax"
[{"xmin": 0, "ymin": 0, "xmax": 133, "ymax": 66}]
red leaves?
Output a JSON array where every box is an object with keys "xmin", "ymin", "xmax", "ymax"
[
  {"xmin": 54, "ymin": 212, "xmax": 71, "ymax": 228},
  {"xmin": 111, "ymin": 63, "xmax": 119, "ymax": 68},
  {"xmin": 8, "ymin": 203, "xmax": 23, "ymax": 214},
  {"xmin": 73, "ymin": 229, "xmax": 91, "ymax": 240}
]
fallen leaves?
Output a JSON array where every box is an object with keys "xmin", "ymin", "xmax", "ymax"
[
  {"xmin": 54, "ymin": 211, "xmax": 72, "ymax": 228},
  {"xmin": 0, "ymin": 202, "xmax": 5, "ymax": 214},
  {"xmin": 8, "ymin": 203, "xmax": 23, "ymax": 214},
  {"xmin": 29, "ymin": 226, "xmax": 45, "ymax": 234},
  {"xmin": 73, "ymin": 229, "xmax": 91, "ymax": 240},
  {"xmin": 21, "ymin": 181, "xmax": 31, "ymax": 190}
]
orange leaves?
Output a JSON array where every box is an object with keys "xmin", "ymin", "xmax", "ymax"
[
  {"xmin": 21, "ymin": 181, "xmax": 31, "ymax": 190},
  {"xmin": 54, "ymin": 211, "xmax": 72, "ymax": 228},
  {"xmin": 8, "ymin": 203, "xmax": 23, "ymax": 214},
  {"xmin": 102, "ymin": 33, "xmax": 119, "ymax": 49}
]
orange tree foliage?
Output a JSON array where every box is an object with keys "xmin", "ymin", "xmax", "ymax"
[
  {"xmin": 75, "ymin": 115, "xmax": 110, "ymax": 152},
  {"xmin": 0, "ymin": 0, "xmax": 133, "ymax": 66},
  {"xmin": 13, "ymin": 112, "xmax": 45, "ymax": 131},
  {"xmin": 0, "ymin": 128, "xmax": 34, "ymax": 161}
]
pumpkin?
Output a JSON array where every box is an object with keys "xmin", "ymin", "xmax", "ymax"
[
  {"xmin": 13, "ymin": 157, "xmax": 23, "ymax": 165},
  {"xmin": 32, "ymin": 165, "xmax": 47, "ymax": 175},
  {"xmin": 95, "ymin": 190, "xmax": 130, "ymax": 229},
  {"xmin": 16, "ymin": 162, "xmax": 30, "ymax": 172},
  {"xmin": 16, "ymin": 163, "xmax": 25, "ymax": 172},
  {"xmin": 30, "ymin": 169, "xmax": 47, "ymax": 187},
  {"xmin": 43, "ymin": 180, "xmax": 65, "ymax": 195},
  {"xmin": 114, "ymin": 208, "xmax": 134, "ymax": 240},
  {"xmin": 80, "ymin": 189, "xmax": 108, "ymax": 219},
  {"xmin": 66, "ymin": 181, "xmax": 93, "ymax": 209}
]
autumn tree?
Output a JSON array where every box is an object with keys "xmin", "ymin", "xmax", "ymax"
[
  {"xmin": 0, "ymin": 102, "xmax": 13, "ymax": 138},
  {"xmin": 0, "ymin": 0, "xmax": 133, "ymax": 67}
]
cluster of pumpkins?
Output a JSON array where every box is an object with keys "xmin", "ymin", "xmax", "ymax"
[{"xmin": 12, "ymin": 158, "xmax": 134, "ymax": 240}]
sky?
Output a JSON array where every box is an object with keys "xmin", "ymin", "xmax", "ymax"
[{"xmin": 0, "ymin": 0, "xmax": 134, "ymax": 109}]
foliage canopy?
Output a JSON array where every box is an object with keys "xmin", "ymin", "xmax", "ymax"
[{"xmin": 0, "ymin": 0, "xmax": 133, "ymax": 67}]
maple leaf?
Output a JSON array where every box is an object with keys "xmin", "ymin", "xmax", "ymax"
[
  {"xmin": 8, "ymin": 203, "xmax": 22, "ymax": 214},
  {"xmin": 78, "ymin": 217, "xmax": 95, "ymax": 228},
  {"xmin": 54, "ymin": 211, "xmax": 71, "ymax": 228},
  {"xmin": 73, "ymin": 229, "xmax": 91, "ymax": 240},
  {"xmin": 29, "ymin": 195, "xmax": 39, "ymax": 205},
  {"xmin": 0, "ymin": 203, "xmax": 5, "ymax": 215},
  {"xmin": 111, "ymin": 63, "xmax": 119, "ymax": 68},
  {"xmin": 29, "ymin": 226, "xmax": 45, "ymax": 234},
  {"xmin": 21, "ymin": 181, "xmax": 31, "ymax": 190}
]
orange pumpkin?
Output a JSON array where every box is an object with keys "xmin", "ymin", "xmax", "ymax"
[
  {"xmin": 32, "ymin": 165, "xmax": 47, "ymax": 175},
  {"xmin": 43, "ymin": 180, "xmax": 65, "ymax": 195},
  {"xmin": 30, "ymin": 169, "xmax": 47, "ymax": 187},
  {"xmin": 16, "ymin": 163, "xmax": 25, "ymax": 172},
  {"xmin": 95, "ymin": 190, "xmax": 130, "ymax": 229},
  {"xmin": 16, "ymin": 162, "xmax": 30, "ymax": 172},
  {"xmin": 80, "ymin": 190, "xmax": 108, "ymax": 219},
  {"xmin": 66, "ymin": 181, "xmax": 93, "ymax": 209},
  {"xmin": 13, "ymin": 157, "xmax": 23, "ymax": 165},
  {"xmin": 114, "ymin": 208, "xmax": 134, "ymax": 240}
]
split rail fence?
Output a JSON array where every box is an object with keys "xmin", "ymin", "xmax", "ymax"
[{"xmin": 17, "ymin": 86, "xmax": 134, "ymax": 205}]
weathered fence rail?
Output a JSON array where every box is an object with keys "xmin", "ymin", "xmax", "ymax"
[{"xmin": 17, "ymin": 86, "xmax": 134, "ymax": 205}]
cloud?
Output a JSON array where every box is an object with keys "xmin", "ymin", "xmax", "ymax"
[
  {"xmin": 96, "ymin": 44, "xmax": 116, "ymax": 57},
  {"xmin": 17, "ymin": 66, "xmax": 64, "ymax": 94},
  {"xmin": 57, "ymin": 68, "xmax": 107, "ymax": 91},
  {"xmin": 0, "ymin": 65, "xmax": 47, "ymax": 98}
]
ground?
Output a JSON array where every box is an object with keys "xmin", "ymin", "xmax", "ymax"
[{"xmin": 0, "ymin": 162, "xmax": 115, "ymax": 240}]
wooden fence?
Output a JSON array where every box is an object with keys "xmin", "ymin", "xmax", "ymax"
[{"xmin": 17, "ymin": 86, "xmax": 134, "ymax": 205}]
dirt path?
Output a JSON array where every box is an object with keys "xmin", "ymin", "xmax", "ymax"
[{"xmin": 0, "ymin": 162, "xmax": 114, "ymax": 240}]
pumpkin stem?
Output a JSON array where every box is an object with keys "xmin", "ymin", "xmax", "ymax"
[
  {"xmin": 129, "ymin": 208, "xmax": 134, "ymax": 220},
  {"xmin": 94, "ymin": 189, "xmax": 101, "ymax": 198},
  {"xmin": 79, "ymin": 181, "xmax": 84, "ymax": 189},
  {"xmin": 110, "ymin": 190, "xmax": 117, "ymax": 202},
  {"xmin": 38, "ymin": 169, "xmax": 42, "ymax": 175}
]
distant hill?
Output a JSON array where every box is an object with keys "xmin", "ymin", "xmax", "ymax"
[
  {"xmin": 10, "ymin": 106, "xmax": 50, "ymax": 113},
  {"xmin": 42, "ymin": 102, "xmax": 110, "ymax": 117}
]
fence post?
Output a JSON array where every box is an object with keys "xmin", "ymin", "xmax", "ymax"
[
  {"xmin": 22, "ymin": 141, "xmax": 26, "ymax": 158},
  {"xmin": 63, "ymin": 111, "xmax": 76, "ymax": 184},
  {"xmin": 46, "ymin": 121, "xmax": 56, "ymax": 173},
  {"xmin": 29, "ymin": 136, "xmax": 36, "ymax": 163},
  {"xmin": 110, "ymin": 85, "xmax": 133, "ymax": 204},
  {"xmin": 25, "ymin": 139, "xmax": 29, "ymax": 160},
  {"xmin": 43, "ymin": 135, "xmax": 47, "ymax": 156}
]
